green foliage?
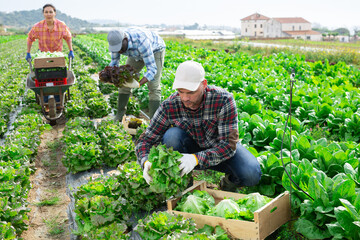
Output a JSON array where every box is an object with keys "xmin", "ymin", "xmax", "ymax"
[
  {"xmin": 175, "ymin": 190, "xmax": 215, "ymax": 215},
  {"xmin": 96, "ymin": 119, "xmax": 136, "ymax": 167},
  {"xmin": 135, "ymin": 211, "xmax": 197, "ymax": 240},
  {"xmin": 148, "ymin": 144, "xmax": 191, "ymax": 198},
  {"xmin": 74, "ymin": 195, "xmax": 132, "ymax": 237},
  {"xmin": 235, "ymin": 193, "xmax": 272, "ymax": 220},
  {"xmin": 115, "ymin": 161, "xmax": 167, "ymax": 211},
  {"xmin": 207, "ymin": 199, "xmax": 241, "ymax": 218},
  {"xmin": 82, "ymin": 221, "xmax": 130, "ymax": 240},
  {"xmin": 98, "ymin": 81, "xmax": 118, "ymax": 94},
  {"xmin": 74, "ymin": 175, "xmax": 122, "ymax": 200},
  {"xmin": 62, "ymin": 117, "xmax": 135, "ymax": 173},
  {"xmin": 0, "ymin": 222, "xmax": 17, "ymax": 240}
]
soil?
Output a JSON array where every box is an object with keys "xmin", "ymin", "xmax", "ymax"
[{"xmin": 21, "ymin": 116, "xmax": 71, "ymax": 240}]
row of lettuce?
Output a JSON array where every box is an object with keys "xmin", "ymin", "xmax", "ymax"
[
  {"xmin": 0, "ymin": 36, "xmax": 53, "ymax": 239},
  {"xmin": 72, "ymin": 34, "xmax": 360, "ymax": 240},
  {"xmin": 0, "ymin": 37, "xmax": 27, "ymax": 137},
  {"xmin": 0, "ymin": 36, "xmax": 124, "ymax": 239}
]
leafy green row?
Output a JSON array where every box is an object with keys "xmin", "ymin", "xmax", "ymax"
[
  {"xmin": 0, "ymin": 35, "xmax": 26, "ymax": 44},
  {"xmin": 73, "ymin": 35, "xmax": 113, "ymax": 69},
  {"xmin": 0, "ymin": 39, "xmax": 28, "ymax": 136},
  {"xmin": 62, "ymin": 117, "xmax": 136, "ymax": 173},
  {"xmin": 73, "ymin": 162, "xmax": 229, "ymax": 239},
  {"xmin": 65, "ymin": 56, "xmax": 111, "ymax": 119},
  {"xmin": 0, "ymin": 105, "xmax": 50, "ymax": 238},
  {"xmin": 0, "ymin": 36, "xmax": 51, "ymax": 238}
]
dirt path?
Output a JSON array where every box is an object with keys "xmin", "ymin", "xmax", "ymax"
[{"xmin": 21, "ymin": 118, "xmax": 71, "ymax": 240}]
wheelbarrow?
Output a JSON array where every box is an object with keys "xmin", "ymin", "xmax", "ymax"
[{"xmin": 26, "ymin": 58, "xmax": 76, "ymax": 125}]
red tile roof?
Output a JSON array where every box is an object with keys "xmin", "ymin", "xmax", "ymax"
[
  {"xmin": 283, "ymin": 30, "xmax": 322, "ymax": 35},
  {"xmin": 241, "ymin": 13, "xmax": 270, "ymax": 21},
  {"xmin": 273, "ymin": 17, "xmax": 310, "ymax": 24}
]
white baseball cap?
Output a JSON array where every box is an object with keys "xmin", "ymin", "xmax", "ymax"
[
  {"xmin": 107, "ymin": 30, "xmax": 125, "ymax": 52},
  {"xmin": 173, "ymin": 61, "xmax": 205, "ymax": 91}
]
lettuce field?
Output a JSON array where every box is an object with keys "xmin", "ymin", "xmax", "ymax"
[{"xmin": 0, "ymin": 34, "xmax": 360, "ymax": 239}]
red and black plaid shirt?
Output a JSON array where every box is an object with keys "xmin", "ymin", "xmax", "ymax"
[{"xmin": 136, "ymin": 85, "xmax": 239, "ymax": 168}]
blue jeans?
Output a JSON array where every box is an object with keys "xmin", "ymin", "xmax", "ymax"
[{"xmin": 162, "ymin": 127, "xmax": 261, "ymax": 187}]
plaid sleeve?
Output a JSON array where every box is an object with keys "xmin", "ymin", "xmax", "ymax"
[
  {"xmin": 195, "ymin": 94, "xmax": 239, "ymax": 168},
  {"xmin": 62, "ymin": 24, "xmax": 72, "ymax": 41},
  {"xmin": 137, "ymin": 38, "xmax": 157, "ymax": 81},
  {"xmin": 27, "ymin": 26, "xmax": 38, "ymax": 44},
  {"xmin": 135, "ymin": 104, "xmax": 170, "ymax": 165}
]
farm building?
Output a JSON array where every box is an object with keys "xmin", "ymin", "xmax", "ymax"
[{"xmin": 241, "ymin": 13, "xmax": 322, "ymax": 41}]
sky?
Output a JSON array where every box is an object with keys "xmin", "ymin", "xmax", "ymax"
[{"xmin": 1, "ymin": 0, "xmax": 359, "ymax": 31}]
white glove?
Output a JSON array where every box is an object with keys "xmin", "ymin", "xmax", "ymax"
[
  {"xmin": 123, "ymin": 79, "xmax": 140, "ymax": 88},
  {"xmin": 143, "ymin": 161, "xmax": 152, "ymax": 184},
  {"xmin": 178, "ymin": 154, "xmax": 198, "ymax": 177}
]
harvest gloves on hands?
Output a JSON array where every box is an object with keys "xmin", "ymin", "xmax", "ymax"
[
  {"xmin": 143, "ymin": 161, "xmax": 152, "ymax": 184},
  {"xmin": 178, "ymin": 154, "xmax": 198, "ymax": 176},
  {"xmin": 68, "ymin": 50, "xmax": 75, "ymax": 59},
  {"xmin": 25, "ymin": 53, "xmax": 31, "ymax": 61}
]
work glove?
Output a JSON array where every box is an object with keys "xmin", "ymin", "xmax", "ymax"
[
  {"xmin": 68, "ymin": 50, "xmax": 75, "ymax": 59},
  {"xmin": 143, "ymin": 161, "xmax": 152, "ymax": 184},
  {"xmin": 178, "ymin": 154, "xmax": 198, "ymax": 176},
  {"xmin": 122, "ymin": 79, "xmax": 140, "ymax": 88},
  {"xmin": 26, "ymin": 53, "xmax": 31, "ymax": 62}
]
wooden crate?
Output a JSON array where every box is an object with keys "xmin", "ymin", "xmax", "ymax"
[
  {"xmin": 122, "ymin": 115, "xmax": 145, "ymax": 135},
  {"xmin": 34, "ymin": 56, "xmax": 66, "ymax": 68},
  {"xmin": 167, "ymin": 181, "xmax": 291, "ymax": 240}
]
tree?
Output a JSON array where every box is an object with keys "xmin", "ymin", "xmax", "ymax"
[
  {"xmin": 184, "ymin": 23, "xmax": 199, "ymax": 30},
  {"xmin": 353, "ymin": 26, "xmax": 360, "ymax": 37},
  {"xmin": 332, "ymin": 32, "xmax": 339, "ymax": 38},
  {"xmin": 333, "ymin": 28, "xmax": 350, "ymax": 36}
]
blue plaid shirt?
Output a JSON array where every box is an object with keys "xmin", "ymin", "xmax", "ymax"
[{"xmin": 111, "ymin": 28, "xmax": 165, "ymax": 81}]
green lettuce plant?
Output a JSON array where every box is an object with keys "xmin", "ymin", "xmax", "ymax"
[
  {"xmin": 148, "ymin": 144, "xmax": 190, "ymax": 198},
  {"xmin": 135, "ymin": 211, "xmax": 196, "ymax": 240}
]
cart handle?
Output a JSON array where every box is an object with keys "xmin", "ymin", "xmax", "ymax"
[
  {"xmin": 68, "ymin": 57, "xmax": 72, "ymax": 71},
  {"xmin": 27, "ymin": 59, "xmax": 34, "ymax": 74}
]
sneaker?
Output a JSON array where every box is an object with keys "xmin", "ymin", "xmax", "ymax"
[{"xmin": 219, "ymin": 174, "xmax": 239, "ymax": 192}]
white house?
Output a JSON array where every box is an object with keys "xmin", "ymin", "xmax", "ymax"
[
  {"xmin": 241, "ymin": 13, "xmax": 322, "ymax": 41},
  {"xmin": 241, "ymin": 13, "xmax": 270, "ymax": 38},
  {"xmin": 335, "ymin": 35, "xmax": 350, "ymax": 42}
]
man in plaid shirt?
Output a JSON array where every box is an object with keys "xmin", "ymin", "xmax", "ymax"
[
  {"xmin": 136, "ymin": 61, "xmax": 261, "ymax": 191},
  {"xmin": 107, "ymin": 28, "xmax": 166, "ymax": 120}
]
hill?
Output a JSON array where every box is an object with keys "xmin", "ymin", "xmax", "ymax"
[{"xmin": 0, "ymin": 9, "xmax": 98, "ymax": 31}]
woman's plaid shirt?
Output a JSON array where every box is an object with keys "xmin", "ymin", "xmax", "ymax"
[
  {"xmin": 27, "ymin": 19, "xmax": 72, "ymax": 52},
  {"xmin": 136, "ymin": 85, "xmax": 239, "ymax": 168}
]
